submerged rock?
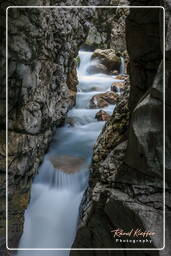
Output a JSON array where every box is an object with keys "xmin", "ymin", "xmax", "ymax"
[
  {"xmin": 95, "ymin": 110, "xmax": 111, "ymax": 121},
  {"xmin": 65, "ymin": 117, "xmax": 75, "ymax": 127},
  {"xmin": 89, "ymin": 91, "xmax": 118, "ymax": 109},
  {"xmin": 91, "ymin": 49, "xmax": 121, "ymax": 72},
  {"xmin": 49, "ymin": 155, "xmax": 85, "ymax": 174},
  {"xmin": 86, "ymin": 63, "xmax": 109, "ymax": 75}
]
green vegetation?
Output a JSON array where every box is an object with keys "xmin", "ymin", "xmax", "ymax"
[{"xmin": 74, "ymin": 55, "xmax": 80, "ymax": 67}]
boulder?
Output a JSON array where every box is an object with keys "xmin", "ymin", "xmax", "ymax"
[
  {"xmin": 101, "ymin": 91, "xmax": 119, "ymax": 104},
  {"xmin": 49, "ymin": 155, "xmax": 85, "ymax": 174},
  {"xmin": 91, "ymin": 49, "xmax": 121, "ymax": 72},
  {"xmin": 111, "ymin": 81, "xmax": 126, "ymax": 93},
  {"xmin": 86, "ymin": 63, "xmax": 109, "ymax": 75},
  {"xmin": 89, "ymin": 91, "xmax": 118, "ymax": 109},
  {"xmin": 95, "ymin": 110, "xmax": 111, "ymax": 121},
  {"xmin": 89, "ymin": 95, "xmax": 108, "ymax": 109}
]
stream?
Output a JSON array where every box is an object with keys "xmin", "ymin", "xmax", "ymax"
[{"xmin": 17, "ymin": 50, "xmax": 123, "ymax": 255}]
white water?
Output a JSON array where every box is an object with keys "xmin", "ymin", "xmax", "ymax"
[
  {"xmin": 120, "ymin": 56, "xmax": 125, "ymax": 74},
  {"xmin": 17, "ymin": 50, "xmax": 121, "ymax": 255}
]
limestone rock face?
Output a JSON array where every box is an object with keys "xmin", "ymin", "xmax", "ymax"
[
  {"xmin": 85, "ymin": 26, "xmax": 109, "ymax": 49},
  {"xmin": 85, "ymin": 7, "xmax": 117, "ymax": 49},
  {"xmin": 125, "ymin": 3, "xmax": 165, "ymax": 178},
  {"xmin": 92, "ymin": 82, "xmax": 130, "ymax": 171},
  {"xmin": 0, "ymin": 0, "xmax": 112, "ymax": 252},
  {"xmin": 71, "ymin": 3, "xmax": 170, "ymax": 255},
  {"xmin": 110, "ymin": 8, "xmax": 129, "ymax": 51},
  {"xmin": 125, "ymin": 5, "xmax": 163, "ymax": 112},
  {"xmin": 85, "ymin": 3, "xmax": 129, "ymax": 50}
]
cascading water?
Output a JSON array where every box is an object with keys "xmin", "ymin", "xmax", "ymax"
[
  {"xmin": 17, "ymin": 50, "xmax": 121, "ymax": 255},
  {"xmin": 120, "ymin": 56, "xmax": 125, "ymax": 74}
]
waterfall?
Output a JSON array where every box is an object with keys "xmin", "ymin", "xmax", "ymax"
[
  {"xmin": 77, "ymin": 50, "xmax": 93, "ymax": 75},
  {"xmin": 120, "ymin": 56, "xmax": 125, "ymax": 74},
  {"xmin": 17, "ymin": 49, "xmax": 122, "ymax": 255}
]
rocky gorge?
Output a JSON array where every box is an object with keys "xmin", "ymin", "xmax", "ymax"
[{"xmin": 0, "ymin": 0, "xmax": 170, "ymax": 256}]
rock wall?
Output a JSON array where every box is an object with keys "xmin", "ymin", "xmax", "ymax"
[
  {"xmin": 85, "ymin": 2, "xmax": 129, "ymax": 50},
  {"xmin": 0, "ymin": 0, "xmax": 115, "ymax": 253},
  {"xmin": 110, "ymin": 7, "xmax": 129, "ymax": 51},
  {"xmin": 71, "ymin": 2, "xmax": 170, "ymax": 256},
  {"xmin": 127, "ymin": 1, "xmax": 171, "ymax": 253}
]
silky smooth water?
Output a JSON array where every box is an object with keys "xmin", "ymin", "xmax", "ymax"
[
  {"xmin": 17, "ymin": 50, "xmax": 121, "ymax": 255},
  {"xmin": 120, "ymin": 56, "xmax": 125, "ymax": 74}
]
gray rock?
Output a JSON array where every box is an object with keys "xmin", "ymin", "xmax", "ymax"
[
  {"xmin": 0, "ymin": 1, "xmax": 112, "ymax": 252},
  {"xmin": 71, "ymin": 3, "xmax": 170, "ymax": 255}
]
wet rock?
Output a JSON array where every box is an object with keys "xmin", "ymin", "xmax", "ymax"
[
  {"xmin": 115, "ymin": 74, "xmax": 128, "ymax": 80},
  {"xmin": 111, "ymin": 81, "xmax": 126, "ymax": 93},
  {"xmin": 102, "ymin": 91, "xmax": 119, "ymax": 105},
  {"xmin": 111, "ymin": 70, "xmax": 119, "ymax": 75},
  {"xmin": 89, "ymin": 95, "xmax": 108, "ymax": 109},
  {"xmin": 65, "ymin": 117, "xmax": 75, "ymax": 127},
  {"xmin": 67, "ymin": 62, "xmax": 78, "ymax": 92},
  {"xmin": 86, "ymin": 63, "xmax": 109, "ymax": 75},
  {"xmin": 49, "ymin": 155, "xmax": 85, "ymax": 174},
  {"xmin": 91, "ymin": 49, "xmax": 121, "ymax": 72},
  {"xmin": 95, "ymin": 110, "xmax": 111, "ymax": 121},
  {"xmin": 89, "ymin": 91, "xmax": 118, "ymax": 109}
]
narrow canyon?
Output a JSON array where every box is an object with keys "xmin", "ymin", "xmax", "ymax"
[{"xmin": 0, "ymin": 1, "xmax": 170, "ymax": 256}]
